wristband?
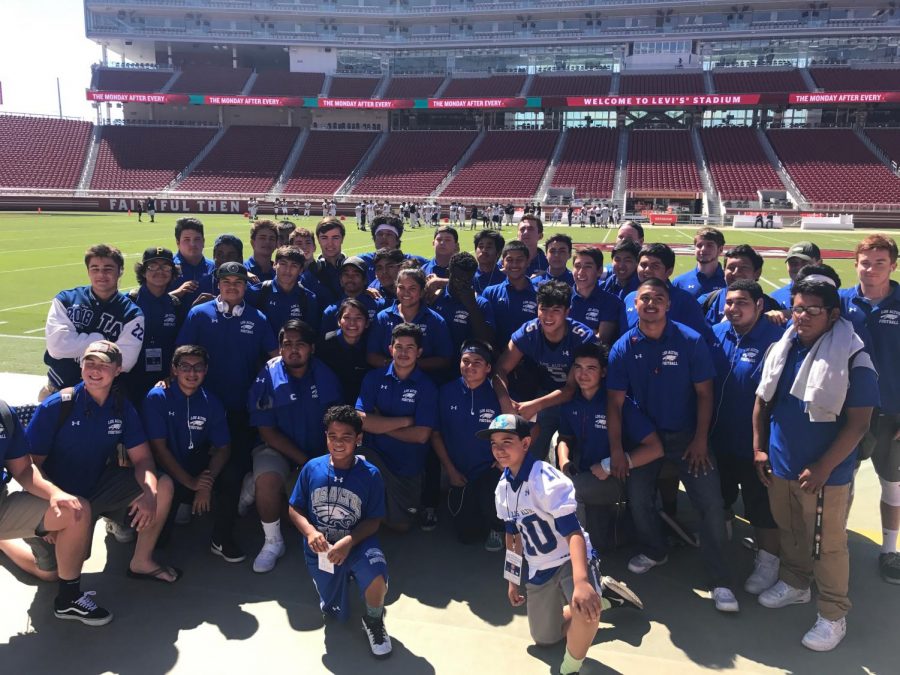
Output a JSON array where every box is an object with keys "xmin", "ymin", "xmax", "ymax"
[{"xmin": 600, "ymin": 457, "xmax": 611, "ymax": 474}]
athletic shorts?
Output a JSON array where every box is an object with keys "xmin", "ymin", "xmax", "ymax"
[
  {"xmin": 361, "ymin": 450, "xmax": 421, "ymax": 527},
  {"xmin": 716, "ymin": 452, "xmax": 776, "ymax": 529},
  {"xmin": 251, "ymin": 444, "xmax": 298, "ymax": 489},
  {"xmin": 0, "ymin": 486, "xmax": 48, "ymax": 540},
  {"xmin": 525, "ymin": 559, "xmax": 602, "ymax": 645},
  {"xmin": 867, "ymin": 413, "xmax": 900, "ymax": 483},
  {"xmin": 306, "ymin": 536, "xmax": 388, "ymax": 622}
]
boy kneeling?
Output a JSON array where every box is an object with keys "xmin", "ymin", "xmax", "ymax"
[
  {"xmin": 289, "ymin": 405, "xmax": 391, "ymax": 658},
  {"xmin": 482, "ymin": 414, "xmax": 642, "ymax": 675}
]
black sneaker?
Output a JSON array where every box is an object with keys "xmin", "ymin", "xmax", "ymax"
[
  {"xmin": 600, "ymin": 576, "xmax": 644, "ymax": 611},
  {"xmin": 880, "ymin": 552, "xmax": 900, "ymax": 584},
  {"xmin": 54, "ymin": 591, "xmax": 113, "ymax": 626},
  {"xmin": 211, "ymin": 538, "xmax": 246, "ymax": 563},
  {"xmin": 420, "ymin": 507, "xmax": 438, "ymax": 532},
  {"xmin": 361, "ymin": 614, "xmax": 393, "ymax": 658}
]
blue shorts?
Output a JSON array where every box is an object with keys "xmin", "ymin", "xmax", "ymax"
[{"xmin": 306, "ymin": 536, "xmax": 388, "ymax": 622}]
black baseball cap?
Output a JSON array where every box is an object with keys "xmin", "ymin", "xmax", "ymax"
[
  {"xmin": 141, "ymin": 247, "xmax": 175, "ymax": 264},
  {"xmin": 786, "ymin": 242, "xmax": 821, "ymax": 263},
  {"xmin": 341, "ymin": 256, "xmax": 369, "ymax": 277},
  {"xmin": 475, "ymin": 414, "xmax": 533, "ymax": 440},
  {"xmin": 216, "ymin": 261, "xmax": 249, "ymax": 281}
]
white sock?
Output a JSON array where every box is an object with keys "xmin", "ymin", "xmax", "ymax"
[
  {"xmin": 882, "ymin": 528, "xmax": 899, "ymax": 554},
  {"xmin": 262, "ymin": 520, "xmax": 282, "ymax": 543}
]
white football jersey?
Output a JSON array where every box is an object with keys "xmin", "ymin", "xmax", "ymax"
[{"xmin": 495, "ymin": 460, "xmax": 591, "ymax": 576}]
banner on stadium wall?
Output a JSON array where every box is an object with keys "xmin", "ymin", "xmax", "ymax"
[
  {"xmin": 563, "ymin": 94, "xmax": 762, "ymax": 107},
  {"xmin": 86, "ymin": 91, "xmax": 190, "ymax": 104},
  {"xmin": 105, "ymin": 197, "xmax": 248, "ymax": 214},
  {"xmin": 427, "ymin": 97, "xmax": 527, "ymax": 109},
  {"xmin": 203, "ymin": 95, "xmax": 303, "ymax": 106},
  {"xmin": 318, "ymin": 98, "xmax": 414, "ymax": 109},
  {"xmin": 788, "ymin": 92, "xmax": 900, "ymax": 105}
]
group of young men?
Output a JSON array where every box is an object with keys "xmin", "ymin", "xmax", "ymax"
[{"xmin": 0, "ymin": 211, "xmax": 897, "ymax": 670}]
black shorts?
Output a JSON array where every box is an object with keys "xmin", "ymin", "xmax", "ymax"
[{"xmin": 716, "ymin": 452, "xmax": 776, "ymax": 529}]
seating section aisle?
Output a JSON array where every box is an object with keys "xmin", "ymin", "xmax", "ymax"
[
  {"xmin": 351, "ymin": 131, "xmax": 477, "ymax": 196},
  {"xmin": 0, "ymin": 116, "xmax": 91, "ymax": 189},
  {"xmin": 328, "ymin": 77, "xmax": 381, "ymax": 98},
  {"xmin": 767, "ymin": 128, "xmax": 900, "ymax": 205},
  {"xmin": 168, "ymin": 66, "xmax": 252, "ymax": 94},
  {"xmin": 176, "ymin": 126, "xmax": 301, "ymax": 194},
  {"xmin": 94, "ymin": 69, "xmax": 172, "ymax": 92},
  {"xmin": 250, "ymin": 71, "xmax": 325, "ymax": 97},
  {"xmin": 700, "ymin": 127, "xmax": 784, "ymax": 201},
  {"xmin": 712, "ymin": 68, "xmax": 809, "ymax": 93},
  {"xmin": 619, "ymin": 73, "xmax": 706, "ymax": 96},
  {"xmin": 442, "ymin": 75, "xmax": 526, "ymax": 98},
  {"xmin": 382, "ymin": 76, "xmax": 445, "ymax": 99},
  {"xmin": 441, "ymin": 130, "xmax": 558, "ymax": 199},
  {"xmin": 864, "ymin": 128, "xmax": 900, "ymax": 166},
  {"xmin": 626, "ymin": 130, "xmax": 702, "ymax": 193},
  {"xmin": 90, "ymin": 126, "xmax": 218, "ymax": 191},
  {"xmin": 550, "ymin": 128, "xmax": 618, "ymax": 200},
  {"xmin": 810, "ymin": 68, "xmax": 900, "ymax": 92},
  {"xmin": 282, "ymin": 131, "xmax": 379, "ymax": 195},
  {"xmin": 527, "ymin": 74, "xmax": 612, "ymax": 97}
]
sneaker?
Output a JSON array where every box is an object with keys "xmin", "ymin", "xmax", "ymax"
[
  {"xmin": 600, "ymin": 576, "xmax": 644, "ymax": 610},
  {"xmin": 174, "ymin": 503, "xmax": 192, "ymax": 526},
  {"xmin": 627, "ymin": 553, "xmax": 668, "ymax": 575},
  {"xmin": 252, "ymin": 538, "xmax": 285, "ymax": 573},
  {"xmin": 879, "ymin": 552, "xmax": 900, "ymax": 585},
  {"xmin": 361, "ymin": 614, "xmax": 393, "ymax": 658},
  {"xmin": 712, "ymin": 587, "xmax": 740, "ymax": 613},
  {"xmin": 758, "ymin": 580, "xmax": 811, "ymax": 608},
  {"xmin": 659, "ymin": 511, "xmax": 699, "ymax": 548},
  {"xmin": 744, "ymin": 549, "xmax": 780, "ymax": 595},
  {"xmin": 54, "ymin": 591, "xmax": 113, "ymax": 626},
  {"xmin": 742, "ymin": 536, "xmax": 759, "ymax": 552},
  {"xmin": 238, "ymin": 473, "xmax": 255, "ymax": 517},
  {"xmin": 104, "ymin": 518, "xmax": 135, "ymax": 544},
  {"xmin": 421, "ymin": 507, "xmax": 438, "ymax": 532},
  {"xmin": 484, "ymin": 530, "xmax": 504, "ymax": 553},
  {"xmin": 801, "ymin": 614, "xmax": 847, "ymax": 652},
  {"xmin": 210, "ymin": 537, "xmax": 246, "ymax": 564}
]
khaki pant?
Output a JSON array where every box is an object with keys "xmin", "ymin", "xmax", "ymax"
[{"xmin": 768, "ymin": 476, "xmax": 851, "ymax": 620}]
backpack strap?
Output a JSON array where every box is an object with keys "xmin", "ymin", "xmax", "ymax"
[
  {"xmin": 702, "ymin": 288, "xmax": 722, "ymax": 315},
  {"xmin": 55, "ymin": 387, "xmax": 76, "ymax": 435}
]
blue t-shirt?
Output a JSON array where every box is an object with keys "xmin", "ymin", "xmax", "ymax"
[
  {"xmin": 171, "ymin": 254, "xmax": 215, "ymax": 306},
  {"xmin": 176, "ymin": 300, "xmax": 277, "ymax": 411},
  {"xmin": 770, "ymin": 284, "xmax": 792, "ymax": 310},
  {"xmin": 482, "ymin": 279, "xmax": 538, "ymax": 348},
  {"xmin": 559, "ymin": 386, "xmax": 655, "ymax": 471},
  {"xmin": 532, "ymin": 269, "xmax": 575, "ymax": 287},
  {"xmin": 569, "ymin": 286, "xmax": 626, "ymax": 336},
  {"xmin": 437, "ymin": 378, "xmax": 501, "ymax": 480},
  {"xmin": 422, "ymin": 258, "xmax": 449, "ymax": 279},
  {"xmin": 511, "ymin": 318, "xmax": 595, "ymax": 391},
  {"xmin": 0, "ymin": 405, "xmax": 29, "ymax": 467},
  {"xmin": 672, "ymin": 265, "xmax": 726, "ymax": 299},
  {"xmin": 355, "ymin": 364, "xmax": 438, "ymax": 477},
  {"xmin": 27, "ymin": 383, "xmax": 147, "ymax": 496},
  {"xmin": 624, "ymin": 282, "xmax": 715, "ymax": 345},
  {"xmin": 607, "ymin": 320, "xmax": 716, "ymax": 435},
  {"xmin": 474, "ymin": 267, "xmax": 506, "ymax": 295},
  {"xmin": 246, "ymin": 280, "xmax": 320, "ymax": 335},
  {"xmin": 289, "ymin": 454, "xmax": 386, "ymax": 547},
  {"xmin": 430, "ymin": 288, "xmax": 496, "ymax": 353},
  {"xmin": 320, "ymin": 292, "xmax": 384, "ymax": 337},
  {"xmin": 366, "ymin": 303, "xmax": 453, "ymax": 361},
  {"xmin": 710, "ymin": 319, "xmax": 785, "ymax": 458},
  {"xmin": 125, "ymin": 286, "xmax": 186, "ymax": 400},
  {"xmin": 699, "ymin": 288, "xmax": 783, "ymax": 327},
  {"xmin": 768, "ymin": 338, "xmax": 880, "ymax": 485},
  {"xmin": 142, "ymin": 385, "xmax": 229, "ymax": 476},
  {"xmin": 525, "ymin": 249, "xmax": 549, "ymax": 277},
  {"xmin": 248, "ymin": 357, "xmax": 343, "ymax": 460},
  {"xmin": 244, "ymin": 256, "xmax": 275, "ymax": 283},
  {"xmin": 840, "ymin": 282, "xmax": 900, "ymax": 414},
  {"xmin": 600, "ymin": 272, "xmax": 639, "ymax": 302}
]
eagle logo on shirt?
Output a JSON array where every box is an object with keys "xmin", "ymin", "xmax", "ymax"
[
  {"xmin": 240, "ymin": 321, "xmax": 255, "ymax": 335},
  {"xmin": 107, "ymin": 418, "xmax": 123, "ymax": 435},
  {"xmin": 879, "ymin": 310, "xmax": 899, "ymax": 326},
  {"xmin": 740, "ymin": 348, "xmax": 760, "ymax": 364},
  {"xmin": 479, "ymin": 408, "xmax": 497, "ymax": 423},
  {"xmin": 594, "ymin": 414, "xmax": 607, "ymax": 430},
  {"xmin": 163, "ymin": 313, "xmax": 177, "ymax": 328},
  {"xmin": 585, "ymin": 308, "xmax": 600, "ymax": 323},
  {"xmin": 661, "ymin": 351, "xmax": 680, "ymax": 366},
  {"xmin": 187, "ymin": 416, "xmax": 206, "ymax": 431},
  {"xmin": 522, "ymin": 301, "xmax": 537, "ymax": 314},
  {"xmin": 401, "ymin": 389, "xmax": 417, "ymax": 403}
]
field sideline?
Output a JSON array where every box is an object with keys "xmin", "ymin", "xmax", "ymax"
[{"xmin": 0, "ymin": 211, "xmax": 891, "ymax": 376}]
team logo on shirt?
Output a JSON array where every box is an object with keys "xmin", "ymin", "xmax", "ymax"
[
  {"xmin": 453, "ymin": 309, "xmax": 469, "ymax": 324},
  {"xmin": 740, "ymin": 348, "xmax": 760, "ymax": 364},
  {"xmin": 879, "ymin": 309, "xmax": 899, "ymax": 326},
  {"xmin": 366, "ymin": 548, "xmax": 386, "ymax": 566},
  {"xmin": 479, "ymin": 408, "xmax": 497, "ymax": 424},
  {"xmin": 522, "ymin": 301, "xmax": 537, "ymax": 314},
  {"xmin": 310, "ymin": 385, "xmax": 319, "ymax": 400},
  {"xmin": 585, "ymin": 308, "xmax": 600, "ymax": 324},
  {"xmin": 290, "ymin": 305, "xmax": 302, "ymax": 318},
  {"xmin": 661, "ymin": 350, "xmax": 680, "ymax": 366},
  {"xmin": 107, "ymin": 418, "xmax": 123, "ymax": 435},
  {"xmin": 594, "ymin": 414, "xmax": 607, "ymax": 430},
  {"xmin": 401, "ymin": 388, "xmax": 417, "ymax": 403},
  {"xmin": 240, "ymin": 320, "xmax": 256, "ymax": 335},
  {"xmin": 311, "ymin": 486, "xmax": 362, "ymax": 540},
  {"xmin": 163, "ymin": 313, "xmax": 177, "ymax": 328},
  {"xmin": 187, "ymin": 416, "xmax": 206, "ymax": 431}
]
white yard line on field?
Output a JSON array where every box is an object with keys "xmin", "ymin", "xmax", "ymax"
[
  {"xmin": 23, "ymin": 327, "xmax": 45, "ymax": 334},
  {"xmin": 0, "ymin": 300, "xmax": 51, "ymax": 313},
  {"xmin": 0, "ymin": 333, "xmax": 45, "ymax": 341}
]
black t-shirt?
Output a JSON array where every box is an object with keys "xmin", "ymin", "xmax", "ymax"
[{"xmin": 316, "ymin": 331, "xmax": 371, "ymax": 406}]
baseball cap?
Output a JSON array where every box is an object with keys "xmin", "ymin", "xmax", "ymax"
[
  {"xmin": 216, "ymin": 261, "xmax": 249, "ymax": 281},
  {"xmin": 82, "ymin": 340, "xmax": 123, "ymax": 365},
  {"xmin": 341, "ymin": 256, "xmax": 369, "ymax": 277},
  {"xmin": 786, "ymin": 242, "xmax": 821, "ymax": 263},
  {"xmin": 475, "ymin": 414, "xmax": 532, "ymax": 440},
  {"xmin": 141, "ymin": 247, "xmax": 175, "ymax": 264}
]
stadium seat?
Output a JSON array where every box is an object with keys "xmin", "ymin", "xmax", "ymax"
[
  {"xmin": 810, "ymin": 67, "xmax": 900, "ymax": 92},
  {"xmin": 168, "ymin": 66, "xmax": 252, "ymax": 94},
  {"xmin": 282, "ymin": 131, "xmax": 379, "ymax": 195},
  {"xmin": 382, "ymin": 76, "xmax": 445, "ymax": 99},
  {"xmin": 441, "ymin": 75, "xmax": 526, "ymax": 98},
  {"xmin": 328, "ymin": 76, "xmax": 381, "ymax": 98},
  {"xmin": 0, "ymin": 115, "xmax": 92, "ymax": 189},
  {"xmin": 94, "ymin": 68, "xmax": 173, "ymax": 93},
  {"xmin": 626, "ymin": 130, "xmax": 702, "ymax": 193},
  {"xmin": 863, "ymin": 129, "xmax": 900, "ymax": 167},
  {"xmin": 619, "ymin": 73, "xmax": 705, "ymax": 96},
  {"xmin": 550, "ymin": 128, "xmax": 618, "ymax": 200},
  {"xmin": 249, "ymin": 71, "xmax": 325, "ymax": 97},
  {"xmin": 700, "ymin": 127, "xmax": 784, "ymax": 200},
  {"xmin": 527, "ymin": 73, "xmax": 612, "ymax": 97},
  {"xmin": 712, "ymin": 68, "xmax": 809, "ymax": 94}
]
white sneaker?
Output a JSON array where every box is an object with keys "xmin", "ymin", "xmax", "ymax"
[
  {"xmin": 712, "ymin": 587, "xmax": 740, "ymax": 613},
  {"xmin": 174, "ymin": 503, "xmax": 192, "ymax": 526},
  {"xmin": 801, "ymin": 614, "xmax": 847, "ymax": 652},
  {"xmin": 252, "ymin": 538, "xmax": 285, "ymax": 573},
  {"xmin": 104, "ymin": 518, "xmax": 135, "ymax": 544},
  {"xmin": 758, "ymin": 580, "xmax": 811, "ymax": 608},
  {"xmin": 361, "ymin": 613, "xmax": 393, "ymax": 659},
  {"xmin": 627, "ymin": 553, "xmax": 668, "ymax": 575},
  {"xmin": 238, "ymin": 473, "xmax": 255, "ymax": 517},
  {"xmin": 484, "ymin": 530, "xmax": 504, "ymax": 553},
  {"xmin": 744, "ymin": 550, "xmax": 780, "ymax": 595}
]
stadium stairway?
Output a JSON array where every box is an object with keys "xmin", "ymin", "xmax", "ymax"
[
  {"xmin": 704, "ymin": 70, "xmax": 715, "ymax": 94},
  {"xmin": 853, "ymin": 126, "xmax": 899, "ymax": 176},
  {"xmin": 163, "ymin": 127, "xmax": 227, "ymax": 192},
  {"xmin": 799, "ymin": 67, "xmax": 819, "ymax": 92},
  {"xmin": 609, "ymin": 71, "xmax": 621, "ymax": 96},
  {"xmin": 519, "ymin": 73, "xmax": 534, "ymax": 97},
  {"xmin": 335, "ymin": 129, "xmax": 389, "ymax": 196},
  {"xmin": 75, "ymin": 126, "xmax": 102, "ymax": 194},
  {"xmin": 433, "ymin": 73, "xmax": 452, "ymax": 98},
  {"xmin": 241, "ymin": 72, "xmax": 258, "ymax": 96},
  {"xmin": 691, "ymin": 127, "xmax": 721, "ymax": 223},
  {"xmin": 321, "ymin": 73, "xmax": 333, "ymax": 97},
  {"xmin": 373, "ymin": 72, "xmax": 391, "ymax": 99},
  {"xmin": 755, "ymin": 127, "xmax": 809, "ymax": 209},
  {"xmin": 431, "ymin": 128, "xmax": 486, "ymax": 198},
  {"xmin": 612, "ymin": 127, "xmax": 629, "ymax": 210},
  {"xmin": 159, "ymin": 70, "xmax": 180, "ymax": 94},
  {"xmin": 534, "ymin": 128, "xmax": 568, "ymax": 202},
  {"xmin": 271, "ymin": 128, "xmax": 311, "ymax": 195}
]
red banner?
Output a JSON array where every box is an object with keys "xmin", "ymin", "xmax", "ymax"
[
  {"xmin": 648, "ymin": 213, "xmax": 678, "ymax": 225},
  {"xmin": 565, "ymin": 94, "xmax": 761, "ymax": 107},
  {"xmin": 86, "ymin": 91, "xmax": 189, "ymax": 104},
  {"xmin": 318, "ymin": 98, "xmax": 413, "ymax": 109},
  {"xmin": 428, "ymin": 97, "xmax": 526, "ymax": 109},
  {"xmin": 204, "ymin": 95, "xmax": 302, "ymax": 106},
  {"xmin": 788, "ymin": 91, "xmax": 900, "ymax": 104}
]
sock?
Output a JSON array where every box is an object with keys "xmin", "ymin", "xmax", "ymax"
[
  {"xmin": 57, "ymin": 576, "xmax": 81, "ymax": 603},
  {"xmin": 560, "ymin": 649, "xmax": 584, "ymax": 675},
  {"xmin": 262, "ymin": 520, "xmax": 282, "ymax": 542},
  {"xmin": 882, "ymin": 529, "xmax": 899, "ymax": 554},
  {"xmin": 366, "ymin": 604, "xmax": 384, "ymax": 620}
]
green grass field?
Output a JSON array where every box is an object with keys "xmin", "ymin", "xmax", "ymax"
[{"xmin": 0, "ymin": 211, "xmax": 891, "ymax": 376}]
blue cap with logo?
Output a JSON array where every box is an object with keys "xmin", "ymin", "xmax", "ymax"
[{"xmin": 475, "ymin": 413, "xmax": 532, "ymax": 440}]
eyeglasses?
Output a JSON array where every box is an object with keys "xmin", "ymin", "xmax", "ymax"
[
  {"xmin": 176, "ymin": 362, "xmax": 207, "ymax": 373},
  {"xmin": 145, "ymin": 263, "xmax": 172, "ymax": 273},
  {"xmin": 790, "ymin": 305, "xmax": 827, "ymax": 317}
]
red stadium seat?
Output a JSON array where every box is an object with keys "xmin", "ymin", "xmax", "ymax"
[
  {"xmin": 0, "ymin": 115, "xmax": 92, "ymax": 190},
  {"xmin": 328, "ymin": 77, "xmax": 381, "ymax": 98},
  {"xmin": 619, "ymin": 73, "xmax": 705, "ymax": 96},
  {"xmin": 382, "ymin": 76, "xmax": 445, "ymax": 99},
  {"xmin": 94, "ymin": 68, "xmax": 172, "ymax": 93},
  {"xmin": 249, "ymin": 71, "xmax": 325, "ymax": 97},
  {"xmin": 550, "ymin": 128, "xmax": 618, "ymax": 200},
  {"xmin": 527, "ymin": 74, "xmax": 612, "ymax": 97},
  {"xmin": 283, "ymin": 131, "xmax": 379, "ymax": 195},
  {"xmin": 442, "ymin": 75, "xmax": 526, "ymax": 98},
  {"xmin": 169, "ymin": 66, "xmax": 252, "ymax": 94},
  {"xmin": 627, "ymin": 130, "xmax": 702, "ymax": 193},
  {"xmin": 700, "ymin": 127, "xmax": 783, "ymax": 200},
  {"xmin": 810, "ymin": 67, "xmax": 900, "ymax": 92},
  {"xmin": 712, "ymin": 68, "xmax": 809, "ymax": 94}
]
